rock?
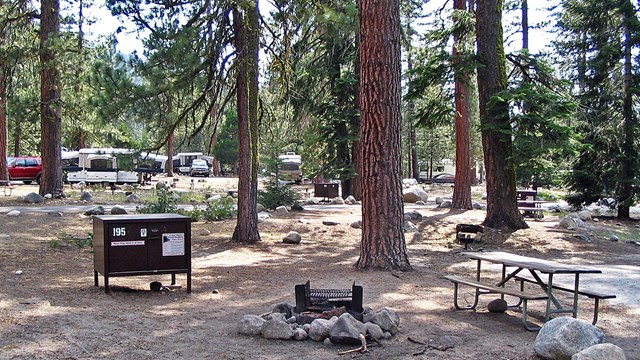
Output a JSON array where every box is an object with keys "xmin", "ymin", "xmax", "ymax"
[
  {"xmin": 283, "ymin": 231, "xmax": 302, "ymax": 244},
  {"xmin": 363, "ymin": 307, "xmax": 399, "ymax": 335},
  {"xmin": 125, "ymin": 194, "xmax": 142, "ymax": 204},
  {"xmin": 402, "ymin": 178, "xmax": 418, "ymax": 187},
  {"xmin": 7, "ymin": 210, "xmax": 20, "ymax": 217},
  {"xmin": 23, "ymin": 192, "xmax": 45, "ymax": 204},
  {"xmin": 534, "ymin": 317, "xmax": 604, "ymax": 360},
  {"xmin": 487, "ymin": 298, "xmax": 508, "ymax": 312},
  {"xmin": 345, "ymin": 195, "xmax": 357, "ymax": 205},
  {"xmin": 80, "ymin": 191, "xmax": 93, "ymax": 202},
  {"xmin": 292, "ymin": 328, "xmax": 308, "ymax": 341},
  {"xmin": 262, "ymin": 318, "xmax": 293, "ymax": 340},
  {"xmin": 309, "ymin": 318, "xmax": 334, "ymax": 342},
  {"xmin": 350, "ymin": 220, "xmax": 362, "ymax": 229},
  {"xmin": 44, "ymin": 193, "xmax": 52, "ymax": 199},
  {"xmin": 257, "ymin": 212, "xmax": 271, "ymax": 221},
  {"xmin": 438, "ymin": 200, "xmax": 452, "ymax": 208},
  {"xmin": 156, "ymin": 181, "xmax": 167, "ymax": 190},
  {"xmin": 574, "ymin": 234, "xmax": 592, "ymax": 242},
  {"xmin": 84, "ymin": 206, "xmax": 106, "ymax": 216},
  {"xmin": 330, "ymin": 197, "xmax": 345, "ymax": 205},
  {"xmin": 435, "ymin": 196, "xmax": 443, "ymax": 205},
  {"xmin": 329, "ymin": 313, "xmax": 367, "ymax": 345},
  {"xmin": 298, "ymin": 218, "xmax": 310, "ymax": 224},
  {"xmin": 415, "ymin": 200, "xmax": 426, "ymax": 205},
  {"xmin": 49, "ymin": 211, "xmax": 63, "ymax": 217},
  {"xmin": 200, "ymin": 230, "xmax": 211, "ymax": 236},
  {"xmin": 578, "ymin": 210, "xmax": 592, "ymax": 221},
  {"xmin": 256, "ymin": 203, "xmax": 265, "ymax": 213},
  {"xmin": 206, "ymin": 195, "xmax": 222, "ymax": 203},
  {"xmin": 272, "ymin": 303, "xmax": 295, "ymax": 319},
  {"xmin": 322, "ymin": 220, "xmax": 338, "ymax": 226},
  {"xmin": 15, "ymin": 270, "xmax": 23, "ymax": 275},
  {"xmin": 275, "ymin": 206, "xmax": 289, "ymax": 215},
  {"xmin": 365, "ymin": 323, "xmax": 384, "ymax": 340},
  {"xmin": 405, "ymin": 210, "xmax": 423, "ymax": 221},
  {"xmin": 291, "ymin": 203, "xmax": 304, "ymax": 211},
  {"xmin": 609, "ymin": 235, "xmax": 619, "ymax": 242},
  {"xmin": 403, "ymin": 187, "xmax": 428, "ymax": 203},
  {"xmin": 110, "ymin": 206, "xmax": 127, "ymax": 215},
  {"xmin": 571, "ymin": 343, "xmax": 626, "ymax": 360},
  {"xmin": 403, "ymin": 221, "xmax": 419, "ymax": 233},
  {"xmin": 560, "ymin": 216, "xmax": 584, "ymax": 230},
  {"xmin": 238, "ymin": 315, "xmax": 265, "ymax": 336}
]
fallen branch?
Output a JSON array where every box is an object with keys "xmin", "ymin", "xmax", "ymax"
[
  {"xmin": 407, "ymin": 336, "xmax": 426, "ymax": 345},
  {"xmin": 338, "ymin": 334, "xmax": 367, "ymax": 355}
]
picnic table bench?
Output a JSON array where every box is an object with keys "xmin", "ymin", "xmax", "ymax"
[
  {"xmin": 513, "ymin": 275, "xmax": 616, "ymax": 325},
  {"xmin": 443, "ymin": 275, "xmax": 549, "ymax": 330},
  {"xmin": 1, "ymin": 180, "xmax": 14, "ymax": 196}
]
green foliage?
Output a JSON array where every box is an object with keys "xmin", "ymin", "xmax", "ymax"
[
  {"xmin": 137, "ymin": 189, "xmax": 179, "ymax": 214},
  {"xmin": 258, "ymin": 177, "xmax": 301, "ymax": 210},
  {"xmin": 50, "ymin": 232, "xmax": 93, "ymax": 249},
  {"xmin": 185, "ymin": 206, "xmax": 203, "ymax": 222},
  {"xmin": 202, "ymin": 196, "xmax": 237, "ymax": 222},
  {"xmin": 213, "ymin": 110, "xmax": 240, "ymax": 173}
]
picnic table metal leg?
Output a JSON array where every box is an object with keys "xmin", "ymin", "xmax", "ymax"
[
  {"xmin": 451, "ymin": 282, "xmax": 480, "ymax": 310},
  {"xmin": 572, "ymin": 274, "xmax": 580, "ymax": 318},
  {"xmin": 521, "ymin": 299, "xmax": 541, "ymax": 331},
  {"xmin": 545, "ymin": 274, "xmax": 554, "ymax": 321},
  {"xmin": 592, "ymin": 299, "xmax": 601, "ymax": 325}
]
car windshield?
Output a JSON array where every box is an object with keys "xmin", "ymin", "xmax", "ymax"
[
  {"xmin": 192, "ymin": 160, "xmax": 207, "ymax": 166},
  {"xmin": 7, "ymin": 157, "xmax": 15, "ymax": 166}
]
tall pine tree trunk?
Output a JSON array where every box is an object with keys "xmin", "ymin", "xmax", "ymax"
[
  {"xmin": 476, "ymin": 0, "xmax": 527, "ymax": 230},
  {"xmin": 356, "ymin": 0, "xmax": 411, "ymax": 271},
  {"xmin": 616, "ymin": 0, "xmax": 637, "ymax": 219},
  {"xmin": 451, "ymin": 0, "xmax": 472, "ymax": 210},
  {"xmin": 232, "ymin": 3, "xmax": 260, "ymax": 243},
  {"xmin": 0, "ymin": 63, "xmax": 8, "ymax": 180},
  {"xmin": 39, "ymin": 0, "xmax": 64, "ymax": 196}
]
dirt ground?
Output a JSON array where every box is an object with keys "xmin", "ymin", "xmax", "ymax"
[{"xmin": 0, "ymin": 181, "xmax": 639, "ymax": 360}]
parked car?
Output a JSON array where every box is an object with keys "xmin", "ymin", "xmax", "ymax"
[
  {"xmin": 420, "ymin": 173, "xmax": 455, "ymax": 184},
  {"xmin": 7, "ymin": 156, "xmax": 42, "ymax": 184},
  {"xmin": 189, "ymin": 159, "xmax": 211, "ymax": 177}
]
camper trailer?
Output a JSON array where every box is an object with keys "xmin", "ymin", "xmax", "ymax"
[
  {"xmin": 172, "ymin": 152, "xmax": 214, "ymax": 175},
  {"xmin": 278, "ymin": 152, "xmax": 303, "ymax": 184},
  {"xmin": 65, "ymin": 148, "xmax": 140, "ymax": 184}
]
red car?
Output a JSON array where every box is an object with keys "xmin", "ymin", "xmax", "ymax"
[{"xmin": 7, "ymin": 156, "xmax": 42, "ymax": 184}]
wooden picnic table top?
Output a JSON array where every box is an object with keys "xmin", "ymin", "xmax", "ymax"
[{"xmin": 462, "ymin": 251, "xmax": 602, "ymax": 275}]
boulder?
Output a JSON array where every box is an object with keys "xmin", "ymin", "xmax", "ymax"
[
  {"xmin": 80, "ymin": 191, "xmax": 93, "ymax": 202},
  {"xmin": 402, "ymin": 187, "xmax": 428, "ymax": 203},
  {"xmin": 330, "ymin": 197, "xmax": 345, "ymax": 205},
  {"xmin": 438, "ymin": 200, "xmax": 452, "ymax": 208},
  {"xmin": 126, "ymin": 194, "xmax": 142, "ymax": 204},
  {"xmin": 571, "ymin": 343, "xmax": 626, "ymax": 360},
  {"xmin": 363, "ymin": 307, "xmax": 400, "ymax": 335},
  {"xmin": 7, "ymin": 210, "xmax": 20, "ymax": 217},
  {"xmin": 262, "ymin": 318, "xmax": 293, "ymax": 340},
  {"xmin": 283, "ymin": 231, "xmax": 302, "ymax": 244},
  {"xmin": 329, "ymin": 313, "xmax": 367, "ymax": 345},
  {"xmin": 256, "ymin": 203, "xmax": 266, "ymax": 213},
  {"xmin": 350, "ymin": 220, "xmax": 362, "ymax": 229},
  {"xmin": 365, "ymin": 323, "xmax": 384, "ymax": 340},
  {"xmin": 292, "ymin": 328, "xmax": 308, "ymax": 341},
  {"xmin": 309, "ymin": 318, "xmax": 334, "ymax": 342},
  {"xmin": 344, "ymin": 195, "xmax": 357, "ymax": 205},
  {"xmin": 578, "ymin": 210, "xmax": 592, "ymax": 222},
  {"xmin": 405, "ymin": 210, "xmax": 423, "ymax": 221},
  {"xmin": 238, "ymin": 315, "xmax": 265, "ymax": 335},
  {"xmin": 84, "ymin": 206, "xmax": 106, "ymax": 216},
  {"xmin": 487, "ymin": 298, "xmax": 508, "ymax": 313},
  {"xmin": 23, "ymin": 192, "xmax": 45, "ymax": 204},
  {"xmin": 110, "ymin": 206, "xmax": 127, "ymax": 215},
  {"xmin": 534, "ymin": 317, "xmax": 604, "ymax": 360},
  {"xmin": 257, "ymin": 212, "xmax": 271, "ymax": 221},
  {"xmin": 275, "ymin": 206, "xmax": 289, "ymax": 215}
]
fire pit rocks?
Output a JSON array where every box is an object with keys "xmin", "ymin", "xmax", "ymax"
[{"xmin": 238, "ymin": 303, "xmax": 400, "ymax": 345}]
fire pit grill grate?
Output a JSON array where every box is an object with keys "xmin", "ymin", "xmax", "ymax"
[{"xmin": 295, "ymin": 281, "xmax": 363, "ymax": 314}]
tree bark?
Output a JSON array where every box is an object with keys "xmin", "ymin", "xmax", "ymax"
[
  {"xmin": 39, "ymin": 0, "xmax": 64, "ymax": 196},
  {"xmin": 451, "ymin": 0, "xmax": 472, "ymax": 210},
  {"xmin": 356, "ymin": 0, "xmax": 411, "ymax": 271},
  {"xmin": 0, "ymin": 63, "xmax": 8, "ymax": 180},
  {"xmin": 616, "ymin": 0, "xmax": 637, "ymax": 219},
  {"xmin": 232, "ymin": 2, "xmax": 260, "ymax": 243},
  {"xmin": 476, "ymin": 0, "xmax": 527, "ymax": 229},
  {"xmin": 167, "ymin": 131, "xmax": 174, "ymax": 177}
]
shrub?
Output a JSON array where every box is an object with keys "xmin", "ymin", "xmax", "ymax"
[
  {"xmin": 203, "ymin": 196, "xmax": 237, "ymax": 221},
  {"xmin": 137, "ymin": 189, "xmax": 179, "ymax": 214},
  {"xmin": 258, "ymin": 177, "xmax": 301, "ymax": 210}
]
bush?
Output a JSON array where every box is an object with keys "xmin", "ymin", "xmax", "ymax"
[
  {"xmin": 258, "ymin": 177, "xmax": 301, "ymax": 210},
  {"xmin": 137, "ymin": 189, "xmax": 179, "ymax": 214},
  {"xmin": 203, "ymin": 196, "xmax": 237, "ymax": 221}
]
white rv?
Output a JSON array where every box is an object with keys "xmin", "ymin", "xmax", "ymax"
[
  {"xmin": 172, "ymin": 152, "xmax": 213, "ymax": 175},
  {"xmin": 278, "ymin": 152, "xmax": 303, "ymax": 184},
  {"xmin": 65, "ymin": 148, "xmax": 140, "ymax": 184}
]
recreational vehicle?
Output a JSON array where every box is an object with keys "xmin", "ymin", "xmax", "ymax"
[
  {"xmin": 65, "ymin": 148, "xmax": 140, "ymax": 184},
  {"xmin": 172, "ymin": 152, "xmax": 214, "ymax": 175},
  {"xmin": 278, "ymin": 152, "xmax": 303, "ymax": 184}
]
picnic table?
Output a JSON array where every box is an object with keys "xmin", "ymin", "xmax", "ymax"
[
  {"xmin": 0, "ymin": 180, "xmax": 14, "ymax": 196},
  {"xmin": 517, "ymin": 200, "xmax": 548, "ymax": 220},
  {"xmin": 443, "ymin": 251, "xmax": 615, "ymax": 331}
]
